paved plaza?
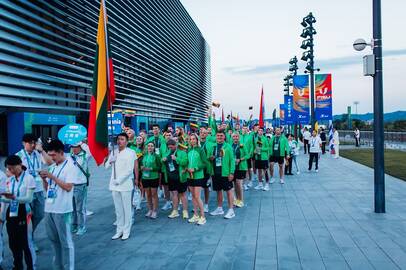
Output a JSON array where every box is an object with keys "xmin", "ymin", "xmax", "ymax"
[{"xmin": 3, "ymin": 154, "xmax": 406, "ymax": 270}]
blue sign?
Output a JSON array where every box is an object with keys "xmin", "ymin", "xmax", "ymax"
[
  {"xmin": 58, "ymin": 124, "xmax": 87, "ymax": 145},
  {"xmin": 284, "ymin": 95, "xmax": 295, "ymax": 125},
  {"xmin": 107, "ymin": 113, "xmax": 123, "ymax": 135}
]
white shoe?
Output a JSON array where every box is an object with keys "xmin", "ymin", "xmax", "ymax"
[
  {"xmin": 280, "ymin": 179, "xmax": 285, "ymax": 184},
  {"xmin": 243, "ymin": 184, "xmax": 249, "ymax": 191},
  {"xmin": 113, "ymin": 221, "xmax": 117, "ymax": 226},
  {"xmin": 145, "ymin": 210, "xmax": 152, "ymax": 218},
  {"xmin": 297, "ymin": 171, "xmax": 300, "ymax": 175},
  {"xmin": 263, "ymin": 183, "xmax": 270, "ymax": 191},
  {"xmin": 150, "ymin": 211, "xmax": 158, "ymax": 219},
  {"xmin": 161, "ymin": 201, "xmax": 172, "ymax": 211},
  {"xmin": 270, "ymin": 178, "xmax": 276, "ymax": 184},
  {"xmin": 121, "ymin": 233, "xmax": 130, "ymax": 241},
  {"xmin": 247, "ymin": 181, "xmax": 253, "ymax": 188},
  {"xmin": 210, "ymin": 207, "xmax": 224, "ymax": 216},
  {"xmin": 204, "ymin": 204, "xmax": 209, "ymax": 213},
  {"xmin": 315, "ymin": 169, "xmax": 319, "ymax": 173},
  {"xmin": 254, "ymin": 183, "xmax": 263, "ymax": 190},
  {"xmin": 86, "ymin": 210, "xmax": 94, "ymax": 216},
  {"xmin": 112, "ymin": 232, "xmax": 123, "ymax": 240},
  {"xmin": 224, "ymin": 208, "xmax": 235, "ymax": 219}
]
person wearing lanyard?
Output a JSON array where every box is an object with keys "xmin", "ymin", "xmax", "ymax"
[
  {"xmin": 308, "ymin": 130, "xmax": 323, "ymax": 172},
  {"xmin": 39, "ymin": 140, "xmax": 79, "ymax": 270},
  {"xmin": 162, "ymin": 139, "xmax": 189, "ymax": 219},
  {"xmin": 231, "ymin": 132, "xmax": 249, "ymax": 208},
  {"xmin": 1, "ymin": 155, "xmax": 36, "ymax": 270},
  {"xmin": 186, "ymin": 134, "xmax": 207, "ymax": 225},
  {"xmin": 208, "ymin": 130, "xmax": 236, "ymax": 219},
  {"xmin": 240, "ymin": 125, "xmax": 253, "ymax": 191},
  {"xmin": 253, "ymin": 127, "xmax": 270, "ymax": 191},
  {"xmin": 146, "ymin": 125, "xmax": 171, "ymax": 212},
  {"xmin": 141, "ymin": 142, "xmax": 161, "ymax": 220},
  {"xmin": 69, "ymin": 142, "xmax": 91, "ymax": 235},
  {"xmin": 198, "ymin": 127, "xmax": 213, "ymax": 214},
  {"xmin": 302, "ymin": 127, "xmax": 311, "ymax": 154},
  {"xmin": 250, "ymin": 124, "xmax": 260, "ymax": 183},
  {"xmin": 16, "ymin": 133, "xmax": 53, "ymax": 252},
  {"xmin": 269, "ymin": 128, "xmax": 290, "ymax": 186}
]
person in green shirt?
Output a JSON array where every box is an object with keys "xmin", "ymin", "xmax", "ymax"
[
  {"xmin": 198, "ymin": 126, "xmax": 213, "ymax": 213},
  {"xmin": 269, "ymin": 127, "xmax": 290, "ymax": 185},
  {"xmin": 240, "ymin": 125, "xmax": 253, "ymax": 190},
  {"xmin": 186, "ymin": 134, "xmax": 207, "ymax": 225},
  {"xmin": 250, "ymin": 124, "xmax": 260, "ymax": 185},
  {"xmin": 253, "ymin": 127, "xmax": 270, "ymax": 191},
  {"xmin": 231, "ymin": 132, "xmax": 250, "ymax": 208},
  {"xmin": 129, "ymin": 136, "xmax": 145, "ymax": 211},
  {"xmin": 145, "ymin": 124, "xmax": 171, "ymax": 211},
  {"xmin": 162, "ymin": 139, "xmax": 189, "ymax": 219},
  {"xmin": 141, "ymin": 142, "xmax": 161, "ymax": 219},
  {"xmin": 208, "ymin": 130, "xmax": 236, "ymax": 219}
]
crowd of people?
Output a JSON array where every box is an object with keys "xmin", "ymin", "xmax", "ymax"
[{"xmin": 0, "ymin": 111, "xmax": 339, "ymax": 270}]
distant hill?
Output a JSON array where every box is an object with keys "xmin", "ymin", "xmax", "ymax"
[{"xmin": 333, "ymin": 111, "xmax": 406, "ymax": 122}]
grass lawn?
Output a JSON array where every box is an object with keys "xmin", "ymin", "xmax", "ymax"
[{"xmin": 340, "ymin": 148, "xmax": 406, "ymax": 181}]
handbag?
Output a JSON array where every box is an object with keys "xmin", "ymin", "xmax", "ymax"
[{"xmin": 132, "ymin": 187, "xmax": 141, "ymax": 207}]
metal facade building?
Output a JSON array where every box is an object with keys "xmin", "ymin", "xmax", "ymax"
[{"xmin": 0, "ymin": 0, "xmax": 211, "ymax": 121}]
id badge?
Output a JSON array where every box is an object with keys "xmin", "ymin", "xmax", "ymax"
[
  {"xmin": 47, "ymin": 187, "xmax": 57, "ymax": 203},
  {"xmin": 215, "ymin": 157, "xmax": 222, "ymax": 167},
  {"xmin": 155, "ymin": 148, "xmax": 160, "ymax": 155},
  {"xmin": 274, "ymin": 144, "xmax": 279, "ymax": 151},
  {"xmin": 143, "ymin": 170, "xmax": 150, "ymax": 178},
  {"xmin": 168, "ymin": 161, "xmax": 175, "ymax": 172},
  {"xmin": 10, "ymin": 200, "xmax": 19, "ymax": 217}
]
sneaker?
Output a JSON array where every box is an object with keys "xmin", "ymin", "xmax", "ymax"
[
  {"xmin": 76, "ymin": 227, "xmax": 87, "ymax": 235},
  {"xmin": 135, "ymin": 204, "xmax": 142, "ymax": 211},
  {"xmin": 238, "ymin": 201, "xmax": 244, "ymax": 208},
  {"xmin": 86, "ymin": 210, "xmax": 94, "ymax": 216},
  {"xmin": 297, "ymin": 171, "xmax": 300, "ymax": 175},
  {"xmin": 145, "ymin": 210, "xmax": 152, "ymax": 218},
  {"xmin": 204, "ymin": 204, "xmax": 209, "ymax": 213},
  {"xmin": 233, "ymin": 199, "xmax": 238, "ymax": 206},
  {"xmin": 224, "ymin": 208, "xmax": 235, "ymax": 219},
  {"xmin": 263, "ymin": 183, "xmax": 270, "ymax": 191},
  {"xmin": 182, "ymin": 210, "xmax": 189, "ymax": 219},
  {"xmin": 188, "ymin": 214, "xmax": 199, "ymax": 223},
  {"xmin": 254, "ymin": 183, "xmax": 263, "ymax": 190},
  {"xmin": 168, "ymin": 210, "xmax": 179, "ymax": 219},
  {"xmin": 112, "ymin": 232, "xmax": 123, "ymax": 240},
  {"xmin": 270, "ymin": 178, "xmax": 276, "ymax": 184},
  {"xmin": 280, "ymin": 179, "xmax": 285, "ymax": 184},
  {"xmin": 243, "ymin": 184, "xmax": 249, "ymax": 191},
  {"xmin": 197, "ymin": 216, "xmax": 206, "ymax": 225},
  {"xmin": 210, "ymin": 207, "xmax": 224, "ymax": 216},
  {"xmin": 150, "ymin": 211, "xmax": 158, "ymax": 219},
  {"xmin": 71, "ymin": 226, "xmax": 78, "ymax": 234},
  {"xmin": 113, "ymin": 221, "xmax": 117, "ymax": 226},
  {"xmin": 247, "ymin": 180, "xmax": 253, "ymax": 188},
  {"xmin": 161, "ymin": 201, "xmax": 172, "ymax": 211},
  {"xmin": 315, "ymin": 169, "xmax": 319, "ymax": 173}
]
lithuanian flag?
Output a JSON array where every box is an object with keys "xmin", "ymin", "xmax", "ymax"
[{"xmin": 88, "ymin": 0, "xmax": 116, "ymax": 165}]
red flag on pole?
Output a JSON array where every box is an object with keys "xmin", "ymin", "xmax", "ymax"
[
  {"xmin": 221, "ymin": 108, "xmax": 225, "ymax": 124},
  {"xmin": 259, "ymin": 86, "xmax": 264, "ymax": 128}
]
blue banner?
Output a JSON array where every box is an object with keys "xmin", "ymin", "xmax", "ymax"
[
  {"xmin": 293, "ymin": 75, "xmax": 310, "ymax": 124},
  {"xmin": 284, "ymin": 95, "xmax": 295, "ymax": 124},
  {"xmin": 279, "ymin": 104, "xmax": 285, "ymax": 126},
  {"xmin": 107, "ymin": 113, "xmax": 123, "ymax": 135}
]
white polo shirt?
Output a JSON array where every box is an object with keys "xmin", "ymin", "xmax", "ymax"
[
  {"xmin": 8, "ymin": 171, "xmax": 36, "ymax": 200},
  {"xmin": 16, "ymin": 149, "xmax": 46, "ymax": 193},
  {"xmin": 45, "ymin": 157, "xmax": 80, "ymax": 214},
  {"xmin": 309, "ymin": 136, "xmax": 322, "ymax": 153}
]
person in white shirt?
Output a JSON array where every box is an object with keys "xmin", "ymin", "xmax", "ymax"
[
  {"xmin": 39, "ymin": 140, "xmax": 80, "ymax": 270},
  {"xmin": 69, "ymin": 142, "xmax": 92, "ymax": 235},
  {"xmin": 302, "ymin": 127, "xmax": 311, "ymax": 154},
  {"xmin": 16, "ymin": 133, "xmax": 53, "ymax": 251},
  {"xmin": 354, "ymin": 128, "xmax": 360, "ymax": 147},
  {"xmin": 1, "ymin": 155, "xmax": 36, "ymax": 270},
  {"xmin": 332, "ymin": 129, "xmax": 340, "ymax": 158},
  {"xmin": 105, "ymin": 133, "xmax": 138, "ymax": 241},
  {"xmin": 308, "ymin": 130, "xmax": 322, "ymax": 172}
]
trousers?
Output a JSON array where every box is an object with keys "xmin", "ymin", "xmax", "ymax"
[{"xmin": 112, "ymin": 191, "xmax": 132, "ymax": 235}]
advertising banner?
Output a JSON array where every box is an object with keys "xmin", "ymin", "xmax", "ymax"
[
  {"xmin": 315, "ymin": 74, "xmax": 333, "ymax": 120},
  {"xmin": 107, "ymin": 113, "xmax": 123, "ymax": 135},
  {"xmin": 279, "ymin": 104, "xmax": 285, "ymax": 125},
  {"xmin": 293, "ymin": 75, "xmax": 310, "ymax": 124},
  {"xmin": 284, "ymin": 95, "xmax": 295, "ymax": 125},
  {"xmin": 58, "ymin": 124, "xmax": 87, "ymax": 145}
]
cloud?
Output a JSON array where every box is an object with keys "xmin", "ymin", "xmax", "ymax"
[{"xmin": 224, "ymin": 48, "xmax": 406, "ymax": 75}]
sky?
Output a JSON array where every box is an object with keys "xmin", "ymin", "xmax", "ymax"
[{"xmin": 180, "ymin": 0, "xmax": 406, "ymax": 119}]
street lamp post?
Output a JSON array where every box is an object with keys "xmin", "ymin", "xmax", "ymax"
[
  {"xmin": 353, "ymin": 0, "xmax": 385, "ymax": 213},
  {"xmin": 300, "ymin": 13, "xmax": 319, "ymax": 130}
]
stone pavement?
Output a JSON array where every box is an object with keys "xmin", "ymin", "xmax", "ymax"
[{"xmin": 2, "ymin": 153, "xmax": 406, "ymax": 270}]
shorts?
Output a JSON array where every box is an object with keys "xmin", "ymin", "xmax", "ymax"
[
  {"xmin": 254, "ymin": 159, "xmax": 268, "ymax": 169},
  {"xmin": 142, "ymin": 178, "xmax": 159, "ymax": 188},
  {"xmin": 233, "ymin": 170, "xmax": 247, "ymax": 180},
  {"xmin": 212, "ymin": 175, "xmax": 233, "ymax": 191},
  {"xmin": 247, "ymin": 158, "xmax": 253, "ymax": 169},
  {"xmin": 188, "ymin": 178, "xmax": 205, "ymax": 187},
  {"xmin": 168, "ymin": 176, "xmax": 188, "ymax": 193},
  {"xmin": 269, "ymin": 156, "xmax": 285, "ymax": 165},
  {"xmin": 202, "ymin": 172, "xmax": 211, "ymax": 188}
]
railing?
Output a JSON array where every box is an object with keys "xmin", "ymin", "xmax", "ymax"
[{"xmin": 338, "ymin": 130, "xmax": 406, "ymax": 150}]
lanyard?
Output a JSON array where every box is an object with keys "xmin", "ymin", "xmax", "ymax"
[
  {"xmin": 311, "ymin": 137, "xmax": 317, "ymax": 147},
  {"xmin": 11, "ymin": 171, "xmax": 26, "ymax": 197},
  {"xmin": 49, "ymin": 160, "xmax": 68, "ymax": 187},
  {"xmin": 23, "ymin": 150, "xmax": 38, "ymax": 171},
  {"xmin": 215, "ymin": 144, "xmax": 223, "ymax": 157},
  {"xmin": 154, "ymin": 137, "xmax": 160, "ymax": 148}
]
